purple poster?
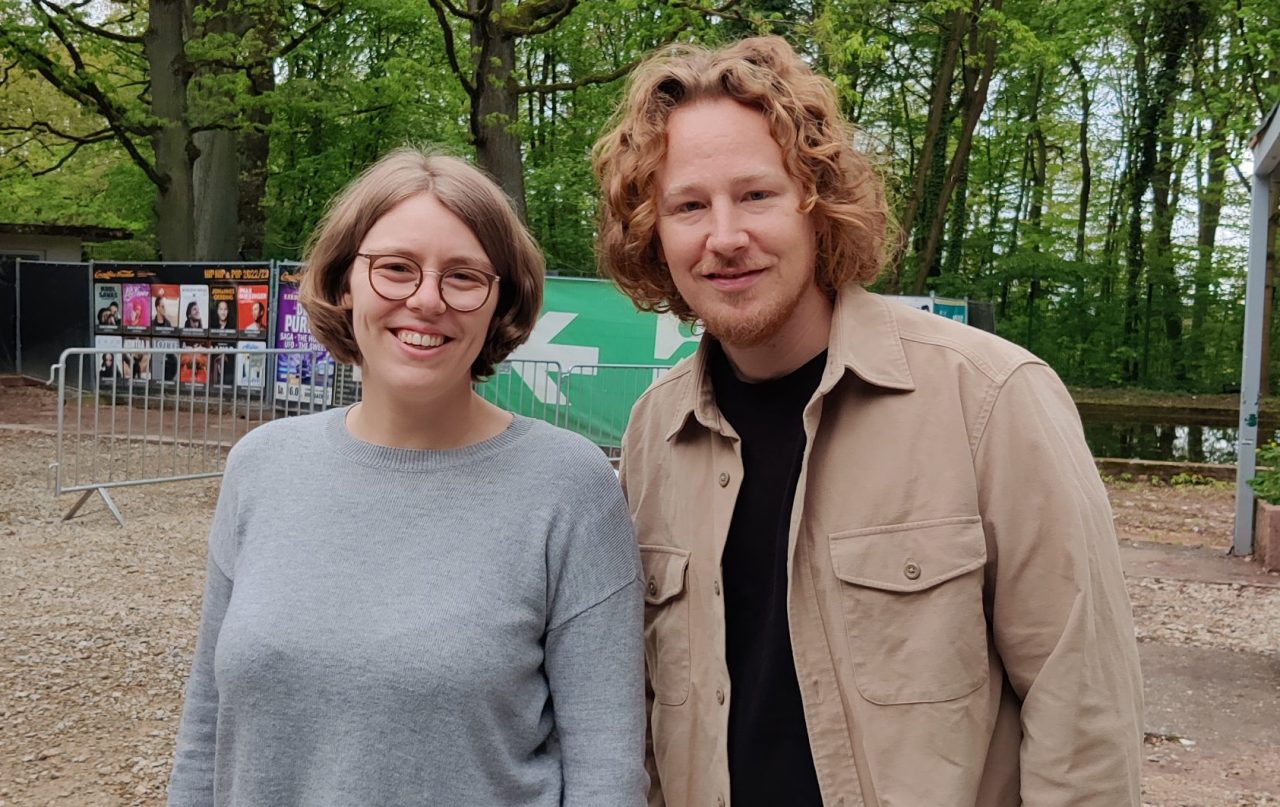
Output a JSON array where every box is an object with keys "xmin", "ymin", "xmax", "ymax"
[{"xmin": 274, "ymin": 285, "xmax": 332, "ymax": 404}]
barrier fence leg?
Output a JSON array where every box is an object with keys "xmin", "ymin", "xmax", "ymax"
[{"xmin": 63, "ymin": 487, "xmax": 126, "ymax": 528}]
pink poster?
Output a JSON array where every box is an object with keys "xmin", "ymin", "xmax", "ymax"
[{"xmin": 122, "ymin": 283, "xmax": 151, "ymax": 334}]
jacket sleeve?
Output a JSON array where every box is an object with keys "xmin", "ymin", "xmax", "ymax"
[{"xmin": 972, "ymin": 362, "xmax": 1144, "ymax": 805}]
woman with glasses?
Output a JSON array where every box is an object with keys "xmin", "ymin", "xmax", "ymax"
[{"xmin": 166, "ymin": 148, "xmax": 646, "ymax": 807}]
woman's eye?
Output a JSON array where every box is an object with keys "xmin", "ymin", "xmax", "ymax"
[
  {"xmin": 674, "ymin": 201, "xmax": 703, "ymax": 214},
  {"xmin": 444, "ymin": 269, "xmax": 488, "ymax": 288},
  {"xmin": 746, "ymin": 190, "xmax": 773, "ymax": 202}
]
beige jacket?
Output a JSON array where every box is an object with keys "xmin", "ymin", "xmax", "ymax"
[{"xmin": 620, "ymin": 285, "xmax": 1143, "ymax": 807}]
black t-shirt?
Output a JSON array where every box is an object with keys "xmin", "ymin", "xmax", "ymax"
[{"xmin": 710, "ymin": 343, "xmax": 826, "ymax": 807}]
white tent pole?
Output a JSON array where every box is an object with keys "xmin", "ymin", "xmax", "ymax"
[{"xmin": 1233, "ymin": 173, "xmax": 1274, "ymax": 556}]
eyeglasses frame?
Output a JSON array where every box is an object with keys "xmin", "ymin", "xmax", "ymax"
[{"xmin": 356, "ymin": 252, "xmax": 501, "ymax": 312}]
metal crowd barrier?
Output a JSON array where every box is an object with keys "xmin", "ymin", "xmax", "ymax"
[
  {"xmin": 478, "ymin": 360, "xmax": 671, "ymax": 463},
  {"xmin": 48, "ymin": 347, "xmax": 340, "ymax": 526},
  {"xmin": 47, "ymin": 352, "xmax": 670, "ymax": 525},
  {"xmin": 475, "ymin": 360, "xmax": 565, "ymax": 427},
  {"xmin": 561, "ymin": 364, "xmax": 671, "ymax": 461}
]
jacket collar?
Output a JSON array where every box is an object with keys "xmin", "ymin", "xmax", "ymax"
[{"xmin": 663, "ymin": 284, "xmax": 916, "ymax": 442}]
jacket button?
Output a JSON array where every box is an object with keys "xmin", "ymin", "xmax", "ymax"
[
  {"xmin": 647, "ymin": 577, "xmax": 658, "ymax": 596},
  {"xmin": 716, "ymin": 688, "xmax": 725, "ymax": 705},
  {"xmin": 714, "ymin": 580, "xmax": 721, "ymax": 596},
  {"xmin": 718, "ymin": 471, "xmax": 730, "ymax": 486},
  {"xmin": 904, "ymin": 561, "xmax": 922, "ymax": 580},
  {"xmin": 718, "ymin": 797, "xmax": 725, "ymax": 807}
]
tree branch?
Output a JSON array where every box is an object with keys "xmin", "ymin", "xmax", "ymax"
[
  {"xmin": 4, "ymin": 37, "xmax": 161, "ymax": 185},
  {"xmin": 1233, "ymin": 0, "xmax": 1266, "ymax": 113},
  {"xmin": 277, "ymin": 3, "xmax": 345, "ymax": 60},
  {"xmin": 432, "ymin": 0, "xmax": 482, "ymax": 23},
  {"xmin": 0, "ymin": 120, "xmax": 113, "ymax": 143},
  {"xmin": 33, "ymin": 1, "xmax": 89, "ymax": 74},
  {"xmin": 670, "ymin": 0, "xmax": 745, "ymax": 17},
  {"xmin": 507, "ymin": 0, "xmax": 579, "ymax": 37},
  {"xmin": 33, "ymin": 0, "xmax": 145, "ymax": 45},
  {"xmin": 519, "ymin": 58, "xmax": 636, "ymax": 95},
  {"xmin": 427, "ymin": 0, "xmax": 476, "ymax": 97},
  {"xmin": 30, "ymin": 136, "xmax": 112, "ymax": 175}
]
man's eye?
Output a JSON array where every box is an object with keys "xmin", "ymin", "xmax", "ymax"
[
  {"xmin": 673, "ymin": 201, "xmax": 703, "ymax": 213},
  {"xmin": 745, "ymin": 190, "xmax": 773, "ymax": 202}
]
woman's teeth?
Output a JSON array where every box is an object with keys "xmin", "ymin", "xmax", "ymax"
[{"xmin": 398, "ymin": 331, "xmax": 445, "ymax": 348}]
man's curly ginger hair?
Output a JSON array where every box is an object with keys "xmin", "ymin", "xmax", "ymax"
[{"xmin": 592, "ymin": 36, "xmax": 893, "ymax": 322}]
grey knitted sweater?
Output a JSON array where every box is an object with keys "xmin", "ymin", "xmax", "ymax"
[{"xmin": 166, "ymin": 408, "xmax": 647, "ymax": 806}]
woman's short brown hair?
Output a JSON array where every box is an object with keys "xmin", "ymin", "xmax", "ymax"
[
  {"xmin": 299, "ymin": 147, "xmax": 544, "ymax": 380},
  {"xmin": 592, "ymin": 36, "xmax": 892, "ymax": 322}
]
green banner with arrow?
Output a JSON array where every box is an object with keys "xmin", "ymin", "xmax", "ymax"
[
  {"xmin": 478, "ymin": 277, "xmax": 700, "ymax": 449},
  {"xmin": 479, "ymin": 278, "xmax": 982, "ymax": 450}
]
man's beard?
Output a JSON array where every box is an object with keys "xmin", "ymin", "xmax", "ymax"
[{"xmin": 692, "ymin": 256, "xmax": 808, "ymax": 348}]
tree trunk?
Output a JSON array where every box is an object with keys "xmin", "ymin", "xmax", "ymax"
[
  {"xmin": 237, "ymin": 32, "xmax": 276, "ymax": 260},
  {"xmin": 1024, "ymin": 69, "xmax": 1047, "ymax": 354},
  {"xmin": 1189, "ymin": 134, "xmax": 1225, "ymax": 385},
  {"xmin": 885, "ymin": 6, "xmax": 964, "ymax": 292},
  {"xmin": 1147, "ymin": 114, "xmax": 1182, "ymax": 384},
  {"xmin": 193, "ymin": 130, "xmax": 240, "ymax": 259},
  {"xmin": 1123, "ymin": 15, "xmax": 1152, "ymax": 383},
  {"xmin": 470, "ymin": 4, "xmax": 527, "ymax": 220},
  {"xmin": 910, "ymin": 0, "xmax": 1002, "ymax": 295},
  {"xmin": 1166, "ymin": 124, "xmax": 1196, "ymax": 385},
  {"xmin": 1068, "ymin": 57, "xmax": 1092, "ymax": 262},
  {"xmin": 942, "ymin": 161, "xmax": 969, "ymax": 279},
  {"xmin": 144, "ymin": 0, "xmax": 197, "ymax": 261},
  {"xmin": 1123, "ymin": 1, "xmax": 1200, "ymax": 382},
  {"xmin": 189, "ymin": 1, "xmax": 278, "ymax": 260}
]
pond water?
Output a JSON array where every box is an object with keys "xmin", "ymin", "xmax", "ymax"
[{"xmin": 1079, "ymin": 419, "xmax": 1276, "ymax": 464}]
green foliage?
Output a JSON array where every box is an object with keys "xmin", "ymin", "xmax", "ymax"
[
  {"xmin": 1249, "ymin": 442, "xmax": 1280, "ymax": 505},
  {"xmin": 1169, "ymin": 472, "xmax": 1225, "ymax": 488},
  {"xmin": 1, "ymin": 0, "xmax": 1276, "ymax": 394}
]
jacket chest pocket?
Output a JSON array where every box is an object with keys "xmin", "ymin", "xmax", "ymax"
[
  {"xmin": 639, "ymin": 545, "xmax": 691, "ymax": 706},
  {"xmin": 828, "ymin": 516, "xmax": 989, "ymax": 705}
]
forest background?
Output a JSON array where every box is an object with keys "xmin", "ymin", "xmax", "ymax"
[{"xmin": 2, "ymin": 0, "xmax": 1278, "ymax": 393}]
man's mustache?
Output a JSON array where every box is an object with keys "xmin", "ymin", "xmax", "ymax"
[{"xmin": 693, "ymin": 255, "xmax": 770, "ymax": 276}]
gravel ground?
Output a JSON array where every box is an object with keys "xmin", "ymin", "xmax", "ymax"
[
  {"xmin": 2, "ymin": 418, "xmax": 1279, "ymax": 805},
  {"xmin": 1132, "ymin": 577, "xmax": 1280, "ymax": 656}
]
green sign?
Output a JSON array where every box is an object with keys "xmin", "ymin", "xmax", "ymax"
[
  {"xmin": 932, "ymin": 296, "xmax": 968, "ymax": 323},
  {"xmin": 481, "ymin": 279, "xmax": 974, "ymax": 448},
  {"xmin": 478, "ymin": 277, "xmax": 699, "ymax": 447},
  {"xmin": 895, "ymin": 294, "xmax": 968, "ymax": 323}
]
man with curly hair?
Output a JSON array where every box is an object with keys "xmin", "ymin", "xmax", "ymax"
[{"xmin": 593, "ymin": 36, "xmax": 1143, "ymax": 807}]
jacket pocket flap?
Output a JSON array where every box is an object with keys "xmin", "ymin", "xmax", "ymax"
[
  {"xmin": 829, "ymin": 516, "xmax": 986, "ymax": 593},
  {"xmin": 639, "ymin": 544, "xmax": 691, "ymax": 605}
]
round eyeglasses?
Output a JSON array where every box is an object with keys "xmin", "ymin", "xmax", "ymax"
[{"xmin": 358, "ymin": 252, "xmax": 500, "ymax": 312}]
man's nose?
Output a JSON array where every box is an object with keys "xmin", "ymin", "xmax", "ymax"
[{"xmin": 706, "ymin": 205, "xmax": 749, "ymax": 255}]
